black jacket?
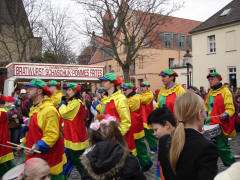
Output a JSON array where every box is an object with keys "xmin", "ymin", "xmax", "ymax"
[
  {"xmin": 81, "ymin": 140, "xmax": 146, "ymax": 180},
  {"xmin": 158, "ymin": 135, "xmax": 176, "ymax": 180},
  {"xmin": 176, "ymin": 128, "xmax": 218, "ymax": 180}
]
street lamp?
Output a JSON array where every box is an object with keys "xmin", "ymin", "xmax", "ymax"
[{"xmin": 183, "ymin": 50, "xmax": 193, "ymax": 88}]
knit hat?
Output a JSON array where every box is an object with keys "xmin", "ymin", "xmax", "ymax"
[
  {"xmin": 159, "ymin": 68, "xmax": 178, "ymax": 77},
  {"xmin": 25, "ymin": 79, "xmax": 47, "ymax": 88},
  {"xmin": 122, "ymin": 82, "xmax": 134, "ymax": 90},
  {"xmin": 25, "ymin": 79, "xmax": 52, "ymax": 96},
  {"xmin": 48, "ymin": 80, "xmax": 61, "ymax": 90},
  {"xmin": 140, "ymin": 81, "xmax": 150, "ymax": 87},
  {"xmin": 99, "ymin": 72, "xmax": 117, "ymax": 82},
  {"xmin": 207, "ymin": 69, "xmax": 222, "ymax": 81},
  {"xmin": 48, "ymin": 80, "xmax": 58, "ymax": 87},
  {"xmin": 65, "ymin": 83, "xmax": 81, "ymax": 92}
]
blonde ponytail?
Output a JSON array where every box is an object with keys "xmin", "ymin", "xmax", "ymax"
[
  {"xmin": 169, "ymin": 91, "xmax": 205, "ymax": 172},
  {"xmin": 169, "ymin": 122, "xmax": 185, "ymax": 172}
]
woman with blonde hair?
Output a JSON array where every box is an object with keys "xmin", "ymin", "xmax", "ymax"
[{"xmin": 169, "ymin": 91, "xmax": 218, "ymax": 180}]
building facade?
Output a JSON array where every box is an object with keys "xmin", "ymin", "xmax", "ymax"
[
  {"xmin": 191, "ymin": 0, "xmax": 240, "ymax": 89},
  {"xmin": 88, "ymin": 15, "xmax": 200, "ymax": 91}
]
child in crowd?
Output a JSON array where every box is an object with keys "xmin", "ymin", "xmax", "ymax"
[
  {"xmin": 80, "ymin": 115, "xmax": 146, "ymax": 180},
  {"xmin": 148, "ymin": 107, "xmax": 176, "ymax": 180}
]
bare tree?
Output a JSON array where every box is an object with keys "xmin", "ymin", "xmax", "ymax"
[
  {"xmin": 0, "ymin": 0, "xmax": 44, "ymax": 65},
  {"xmin": 38, "ymin": 4, "xmax": 75, "ymax": 64},
  {"xmin": 74, "ymin": 0, "xmax": 183, "ymax": 81}
]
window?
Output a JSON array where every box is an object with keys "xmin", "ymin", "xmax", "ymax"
[
  {"xmin": 139, "ymin": 56, "xmax": 144, "ymax": 69},
  {"xmin": 208, "ymin": 35, "xmax": 216, "ymax": 54},
  {"xmin": 220, "ymin": 8, "xmax": 231, "ymax": 16},
  {"xmin": 169, "ymin": 58, "xmax": 175, "ymax": 68},
  {"xmin": 163, "ymin": 33, "xmax": 173, "ymax": 48},
  {"xmin": 226, "ymin": 30, "xmax": 236, "ymax": 52},
  {"xmin": 228, "ymin": 67, "xmax": 237, "ymax": 88},
  {"xmin": 138, "ymin": 79, "xmax": 143, "ymax": 86},
  {"xmin": 178, "ymin": 34, "xmax": 185, "ymax": 49}
]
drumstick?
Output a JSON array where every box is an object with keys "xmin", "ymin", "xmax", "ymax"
[
  {"xmin": 0, "ymin": 143, "xmax": 19, "ymax": 150},
  {"xmin": 7, "ymin": 141, "xmax": 41, "ymax": 154},
  {"xmin": 0, "ymin": 143, "xmax": 32, "ymax": 154}
]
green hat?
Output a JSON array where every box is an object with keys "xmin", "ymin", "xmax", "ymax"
[
  {"xmin": 122, "ymin": 82, "xmax": 134, "ymax": 89},
  {"xmin": 48, "ymin": 80, "xmax": 58, "ymax": 87},
  {"xmin": 25, "ymin": 79, "xmax": 46, "ymax": 88},
  {"xmin": 140, "ymin": 81, "xmax": 150, "ymax": 87},
  {"xmin": 207, "ymin": 69, "xmax": 222, "ymax": 80},
  {"xmin": 67, "ymin": 83, "xmax": 78, "ymax": 89},
  {"xmin": 99, "ymin": 72, "xmax": 117, "ymax": 82},
  {"xmin": 160, "ymin": 68, "xmax": 178, "ymax": 77}
]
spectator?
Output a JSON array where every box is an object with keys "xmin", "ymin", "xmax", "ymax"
[
  {"xmin": 3, "ymin": 158, "xmax": 50, "ymax": 180},
  {"xmin": 148, "ymin": 107, "xmax": 177, "ymax": 180},
  {"xmin": 169, "ymin": 91, "xmax": 218, "ymax": 180},
  {"xmin": 199, "ymin": 86, "xmax": 207, "ymax": 99},
  {"xmin": 22, "ymin": 158, "xmax": 50, "ymax": 180},
  {"xmin": 81, "ymin": 115, "xmax": 146, "ymax": 180}
]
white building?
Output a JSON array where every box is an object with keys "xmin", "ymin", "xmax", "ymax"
[{"xmin": 191, "ymin": 0, "xmax": 240, "ymax": 89}]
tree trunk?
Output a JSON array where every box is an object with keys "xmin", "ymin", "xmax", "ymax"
[{"xmin": 122, "ymin": 65, "xmax": 130, "ymax": 82}]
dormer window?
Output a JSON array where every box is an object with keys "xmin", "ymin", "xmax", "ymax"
[{"xmin": 220, "ymin": 8, "xmax": 231, "ymax": 16}]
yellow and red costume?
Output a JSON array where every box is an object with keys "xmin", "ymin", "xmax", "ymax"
[
  {"xmin": 206, "ymin": 81, "xmax": 236, "ymax": 166},
  {"xmin": 103, "ymin": 90, "xmax": 136, "ymax": 155},
  {"xmin": 59, "ymin": 98, "xmax": 89, "ymax": 151},
  {"xmin": 0, "ymin": 107, "xmax": 14, "ymax": 177},
  {"xmin": 206, "ymin": 85, "xmax": 235, "ymax": 136},
  {"xmin": 157, "ymin": 84, "xmax": 185, "ymax": 112},
  {"xmin": 140, "ymin": 90, "xmax": 154, "ymax": 129},
  {"xmin": 122, "ymin": 82, "xmax": 153, "ymax": 171},
  {"xmin": 23, "ymin": 97, "xmax": 66, "ymax": 176},
  {"xmin": 140, "ymin": 89, "xmax": 158, "ymax": 152}
]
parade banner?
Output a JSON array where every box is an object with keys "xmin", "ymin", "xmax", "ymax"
[{"xmin": 6, "ymin": 63, "xmax": 104, "ymax": 81}]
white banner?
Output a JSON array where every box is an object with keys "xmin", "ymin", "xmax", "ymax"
[{"xmin": 7, "ymin": 63, "xmax": 104, "ymax": 80}]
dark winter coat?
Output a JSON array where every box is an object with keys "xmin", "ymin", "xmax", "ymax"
[
  {"xmin": 176, "ymin": 128, "xmax": 218, "ymax": 180},
  {"xmin": 81, "ymin": 140, "xmax": 146, "ymax": 180},
  {"xmin": 158, "ymin": 135, "xmax": 176, "ymax": 180}
]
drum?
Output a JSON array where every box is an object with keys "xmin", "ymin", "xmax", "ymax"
[
  {"xmin": 2, "ymin": 163, "xmax": 24, "ymax": 180},
  {"xmin": 203, "ymin": 124, "xmax": 221, "ymax": 139}
]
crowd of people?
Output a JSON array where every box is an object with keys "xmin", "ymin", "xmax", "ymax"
[{"xmin": 0, "ymin": 68, "xmax": 240, "ymax": 180}]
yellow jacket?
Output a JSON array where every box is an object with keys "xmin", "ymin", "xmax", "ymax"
[
  {"xmin": 28, "ymin": 97, "xmax": 60, "ymax": 147},
  {"xmin": 59, "ymin": 99, "xmax": 89, "ymax": 150},
  {"xmin": 24, "ymin": 97, "xmax": 66, "ymax": 175},
  {"xmin": 206, "ymin": 86, "xmax": 235, "ymax": 117},
  {"xmin": 104, "ymin": 90, "xmax": 131, "ymax": 135},
  {"xmin": 140, "ymin": 90, "xmax": 154, "ymax": 105},
  {"xmin": 51, "ymin": 90, "xmax": 63, "ymax": 107},
  {"xmin": 128, "ymin": 94, "xmax": 141, "ymax": 112}
]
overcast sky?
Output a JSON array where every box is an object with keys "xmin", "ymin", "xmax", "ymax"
[{"xmin": 49, "ymin": 0, "xmax": 233, "ymax": 53}]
